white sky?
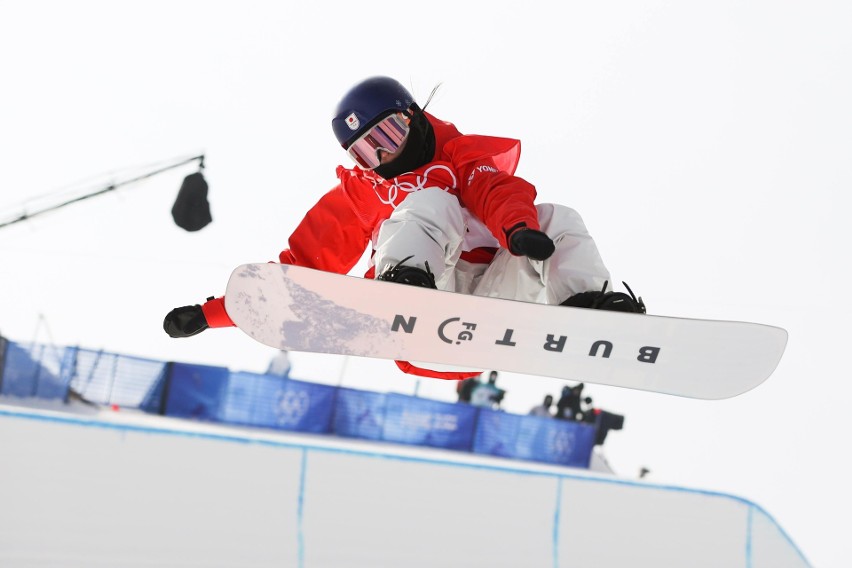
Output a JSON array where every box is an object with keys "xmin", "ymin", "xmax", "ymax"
[{"xmin": 1, "ymin": 1, "xmax": 849, "ymax": 565}]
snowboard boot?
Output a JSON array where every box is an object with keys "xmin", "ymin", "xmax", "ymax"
[
  {"xmin": 376, "ymin": 256, "xmax": 437, "ymax": 289},
  {"xmin": 561, "ymin": 281, "xmax": 646, "ymax": 314}
]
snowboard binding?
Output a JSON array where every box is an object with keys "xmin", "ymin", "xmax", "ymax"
[
  {"xmin": 377, "ymin": 255, "xmax": 437, "ymax": 289},
  {"xmin": 562, "ymin": 281, "xmax": 646, "ymax": 314}
]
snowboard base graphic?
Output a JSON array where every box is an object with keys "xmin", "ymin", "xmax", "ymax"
[{"xmin": 224, "ymin": 263, "xmax": 788, "ymax": 400}]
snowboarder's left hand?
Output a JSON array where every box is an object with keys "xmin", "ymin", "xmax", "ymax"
[
  {"xmin": 163, "ymin": 305, "xmax": 209, "ymax": 338},
  {"xmin": 509, "ymin": 228, "xmax": 555, "ymax": 261}
]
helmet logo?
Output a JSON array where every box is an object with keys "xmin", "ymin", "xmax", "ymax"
[{"xmin": 345, "ymin": 113, "xmax": 360, "ymax": 131}]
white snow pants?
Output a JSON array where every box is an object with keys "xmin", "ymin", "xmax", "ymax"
[{"xmin": 373, "ymin": 188, "xmax": 611, "ymax": 305}]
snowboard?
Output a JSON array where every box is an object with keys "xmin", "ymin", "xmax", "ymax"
[{"xmin": 224, "ymin": 263, "xmax": 788, "ymax": 400}]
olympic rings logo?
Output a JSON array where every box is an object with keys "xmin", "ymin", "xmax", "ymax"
[{"xmin": 371, "ymin": 164, "xmax": 458, "ymax": 208}]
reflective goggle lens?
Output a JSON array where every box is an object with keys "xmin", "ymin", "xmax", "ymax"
[{"xmin": 346, "ymin": 113, "xmax": 410, "ymax": 169}]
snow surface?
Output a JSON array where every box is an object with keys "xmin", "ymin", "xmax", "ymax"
[{"xmin": 0, "ymin": 399, "xmax": 810, "ymax": 567}]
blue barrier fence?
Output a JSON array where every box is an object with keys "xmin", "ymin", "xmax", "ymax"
[{"xmin": 0, "ymin": 339, "xmax": 597, "ymax": 468}]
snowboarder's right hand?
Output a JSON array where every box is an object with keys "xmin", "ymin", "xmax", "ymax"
[{"xmin": 163, "ymin": 305, "xmax": 209, "ymax": 338}]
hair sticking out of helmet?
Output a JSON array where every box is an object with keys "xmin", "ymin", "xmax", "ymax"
[
  {"xmin": 420, "ymin": 82, "xmax": 442, "ymax": 112},
  {"xmin": 332, "ymin": 77, "xmax": 417, "ymax": 150}
]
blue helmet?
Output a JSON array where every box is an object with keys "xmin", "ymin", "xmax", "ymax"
[{"xmin": 332, "ymin": 76, "xmax": 416, "ymax": 149}]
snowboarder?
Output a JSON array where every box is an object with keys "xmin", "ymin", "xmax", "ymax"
[{"xmin": 164, "ymin": 76, "xmax": 645, "ymax": 379}]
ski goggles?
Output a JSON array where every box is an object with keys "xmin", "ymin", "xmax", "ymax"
[{"xmin": 346, "ymin": 113, "xmax": 410, "ymax": 170}]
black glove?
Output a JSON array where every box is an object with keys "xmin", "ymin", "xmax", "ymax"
[
  {"xmin": 509, "ymin": 228, "xmax": 555, "ymax": 261},
  {"xmin": 163, "ymin": 305, "xmax": 209, "ymax": 338}
]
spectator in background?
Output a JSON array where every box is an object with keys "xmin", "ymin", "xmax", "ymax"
[
  {"xmin": 556, "ymin": 383, "xmax": 584, "ymax": 420},
  {"xmin": 580, "ymin": 396, "xmax": 597, "ymax": 423},
  {"xmin": 528, "ymin": 394, "xmax": 554, "ymax": 418},
  {"xmin": 265, "ymin": 350, "xmax": 291, "ymax": 378},
  {"xmin": 457, "ymin": 375, "xmax": 479, "ymax": 403},
  {"xmin": 470, "ymin": 371, "xmax": 505, "ymax": 409}
]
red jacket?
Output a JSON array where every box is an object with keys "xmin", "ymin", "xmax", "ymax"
[{"xmin": 202, "ymin": 113, "xmax": 541, "ymax": 379}]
